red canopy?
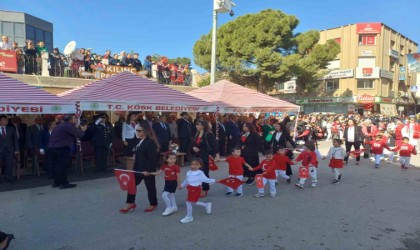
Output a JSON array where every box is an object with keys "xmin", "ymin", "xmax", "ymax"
[
  {"xmin": 187, "ymin": 80, "xmax": 299, "ymax": 113},
  {"xmin": 59, "ymin": 72, "xmax": 214, "ymax": 112},
  {"xmin": 0, "ymin": 73, "xmax": 74, "ymax": 114}
]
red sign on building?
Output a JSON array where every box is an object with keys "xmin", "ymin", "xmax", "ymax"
[
  {"xmin": 357, "ymin": 94, "xmax": 375, "ymax": 104},
  {"xmin": 356, "ymin": 23, "xmax": 382, "ymax": 34},
  {"xmin": 0, "ymin": 50, "xmax": 17, "ymax": 73}
]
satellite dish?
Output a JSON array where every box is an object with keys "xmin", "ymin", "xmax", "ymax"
[{"xmin": 64, "ymin": 41, "xmax": 76, "ymax": 56}]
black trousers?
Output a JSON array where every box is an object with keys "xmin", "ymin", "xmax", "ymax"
[
  {"xmin": 227, "ymin": 136, "xmax": 239, "ymax": 154},
  {"xmin": 218, "ymin": 138, "xmax": 226, "ymax": 156},
  {"xmin": 44, "ymin": 149, "xmax": 53, "ymax": 178},
  {"xmin": 0, "ymin": 148, "xmax": 14, "ymax": 179},
  {"xmin": 94, "ymin": 146, "xmax": 109, "ymax": 171},
  {"xmin": 123, "ymin": 138, "xmax": 137, "ymax": 157},
  {"xmin": 51, "ymin": 147, "xmax": 72, "ymax": 186},
  {"xmin": 126, "ymin": 174, "xmax": 157, "ymax": 206},
  {"xmin": 0, "ymin": 230, "xmax": 7, "ymax": 242},
  {"xmin": 344, "ymin": 141, "xmax": 361, "ymax": 162},
  {"xmin": 179, "ymin": 137, "xmax": 191, "ymax": 160}
]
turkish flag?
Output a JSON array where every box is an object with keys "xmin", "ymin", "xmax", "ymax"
[
  {"xmin": 349, "ymin": 149, "xmax": 365, "ymax": 158},
  {"xmin": 255, "ymin": 174, "xmax": 265, "ymax": 189},
  {"xmin": 114, "ymin": 169, "xmax": 137, "ymax": 195},
  {"xmin": 208, "ymin": 156, "xmax": 219, "ymax": 171},
  {"xmin": 299, "ymin": 166, "xmax": 309, "ymax": 178},
  {"xmin": 218, "ymin": 177, "xmax": 243, "ymax": 189}
]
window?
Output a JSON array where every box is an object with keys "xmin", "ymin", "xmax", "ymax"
[
  {"xmin": 400, "ymin": 45, "xmax": 405, "ymax": 55},
  {"xmin": 326, "ymin": 80, "xmax": 339, "ymax": 91},
  {"xmin": 35, "ymin": 28, "xmax": 44, "ymax": 43},
  {"xmin": 44, "ymin": 31, "xmax": 52, "ymax": 44},
  {"xmin": 357, "ymin": 79, "xmax": 374, "ymax": 89},
  {"xmin": 26, "ymin": 24, "xmax": 35, "ymax": 41},
  {"xmin": 2, "ymin": 22, "xmax": 13, "ymax": 36},
  {"xmin": 359, "ymin": 35, "xmax": 376, "ymax": 45},
  {"xmin": 14, "ymin": 23, "xmax": 24, "ymax": 37},
  {"xmin": 390, "ymin": 40, "xmax": 396, "ymax": 50}
]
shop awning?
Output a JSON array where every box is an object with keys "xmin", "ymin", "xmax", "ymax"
[
  {"xmin": 58, "ymin": 72, "xmax": 214, "ymax": 112},
  {"xmin": 0, "ymin": 73, "xmax": 75, "ymax": 114},
  {"xmin": 187, "ymin": 79, "xmax": 300, "ymax": 113}
]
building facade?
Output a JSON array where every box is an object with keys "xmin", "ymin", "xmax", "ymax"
[
  {"xmin": 0, "ymin": 10, "xmax": 53, "ymax": 51},
  {"xmin": 295, "ymin": 22, "xmax": 418, "ymax": 115}
]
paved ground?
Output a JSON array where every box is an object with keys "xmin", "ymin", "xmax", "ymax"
[{"xmin": 1, "ymin": 141, "xmax": 420, "ymax": 250}]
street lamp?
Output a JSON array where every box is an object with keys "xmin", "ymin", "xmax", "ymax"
[{"xmin": 210, "ymin": 0, "xmax": 236, "ymax": 85}]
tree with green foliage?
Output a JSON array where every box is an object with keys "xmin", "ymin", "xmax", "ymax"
[{"xmin": 193, "ymin": 9, "xmax": 340, "ymax": 93}]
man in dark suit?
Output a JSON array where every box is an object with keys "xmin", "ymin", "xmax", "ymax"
[
  {"xmin": 212, "ymin": 115, "xmax": 227, "ymax": 156},
  {"xmin": 9, "ymin": 116, "xmax": 26, "ymax": 169},
  {"xmin": 153, "ymin": 115, "xmax": 171, "ymax": 153},
  {"xmin": 91, "ymin": 113, "xmax": 114, "ymax": 172},
  {"xmin": 0, "ymin": 115, "xmax": 19, "ymax": 182},
  {"xmin": 177, "ymin": 112, "xmax": 193, "ymax": 161},
  {"xmin": 225, "ymin": 114, "xmax": 241, "ymax": 153},
  {"xmin": 26, "ymin": 116, "xmax": 44, "ymax": 173}
]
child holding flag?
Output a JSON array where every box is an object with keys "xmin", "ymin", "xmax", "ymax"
[
  {"xmin": 392, "ymin": 136, "xmax": 417, "ymax": 169},
  {"xmin": 247, "ymin": 150, "xmax": 277, "ymax": 198},
  {"xmin": 220, "ymin": 147, "xmax": 253, "ymax": 197},
  {"xmin": 294, "ymin": 142, "xmax": 318, "ymax": 188},
  {"xmin": 153, "ymin": 153, "xmax": 181, "ymax": 216},
  {"xmin": 323, "ymin": 139, "xmax": 346, "ymax": 184},
  {"xmin": 273, "ymin": 148, "xmax": 293, "ymax": 184},
  {"xmin": 179, "ymin": 158, "xmax": 215, "ymax": 224}
]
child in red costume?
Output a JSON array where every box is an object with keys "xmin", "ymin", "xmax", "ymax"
[
  {"xmin": 369, "ymin": 134, "xmax": 391, "ymax": 168},
  {"xmin": 248, "ymin": 150, "xmax": 277, "ymax": 198},
  {"xmin": 294, "ymin": 142, "xmax": 318, "ymax": 188},
  {"xmin": 273, "ymin": 148, "xmax": 294, "ymax": 184},
  {"xmin": 392, "ymin": 137, "xmax": 417, "ymax": 170},
  {"xmin": 220, "ymin": 147, "xmax": 252, "ymax": 197}
]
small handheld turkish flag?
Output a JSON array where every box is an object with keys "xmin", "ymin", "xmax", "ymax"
[
  {"xmin": 349, "ymin": 149, "xmax": 365, "ymax": 158},
  {"xmin": 208, "ymin": 156, "xmax": 219, "ymax": 171},
  {"xmin": 218, "ymin": 177, "xmax": 243, "ymax": 189},
  {"xmin": 114, "ymin": 169, "xmax": 137, "ymax": 195},
  {"xmin": 255, "ymin": 174, "xmax": 265, "ymax": 189},
  {"xmin": 299, "ymin": 166, "xmax": 309, "ymax": 178}
]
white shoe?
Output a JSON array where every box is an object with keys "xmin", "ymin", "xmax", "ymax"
[
  {"xmin": 171, "ymin": 206, "xmax": 178, "ymax": 212},
  {"xmin": 206, "ymin": 203, "xmax": 212, "ymax": 214},
  {"xmin": 162, "ymin": 208, "xmax": 173, "ymax": 216},
  {"xmin": 270, "ymin": 193, "xmax": 276, "ymax": 198},
  {"xmin": 311, "ymin": 183, "xmax": 317, "ymax": 188},
  {"xmin": 180, "ymin": 216, "xmax": 193, "ymax": 224}
]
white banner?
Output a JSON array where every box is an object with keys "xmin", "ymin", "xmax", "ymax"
[
  {"xmin": 79, "ymin": 102, "xmax": 300, "ymax": 113},
  {"xmin": 0, "ymin": 104, "xmax": 75, "ymax": 114},
  {"xmin": 80, "ymin": 102, "xmax": 216, "ymax": 112}
]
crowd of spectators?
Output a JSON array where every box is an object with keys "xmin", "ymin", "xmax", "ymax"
[{"xmin": 0, "ymin": 36, "xmax": 191, "ymax": 85}]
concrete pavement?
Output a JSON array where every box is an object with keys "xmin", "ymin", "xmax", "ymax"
[{"xmin": 1, "ymin": 140, "xmax": 420, "ymax": 250}]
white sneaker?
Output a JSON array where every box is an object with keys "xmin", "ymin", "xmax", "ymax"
[
  {"xmin": 162, "ymin": 208, "xmax": 173, "ymax": 216},
  {"xmin": 254, "ymin": 193, "xmax": 265, "ymax": 198},
  {"xmin": 311, "ymin": 183, "xmax": 317, "ymax": 188},
  {"xmin": 171, "ymin": 206, "xmax": 178, "ymax": 212},
  {"xmin": 180, "ymin": 216, "xmax": 193, "ymax": 224},
  {"xmin": 270, "ymin": 193, "xmax": 276, "ymax": 198},
  {"xmin": 295, "ymin": 183, "xmax": 304, "ymax": 189},
  {"xmin": 206, "ymin": 203, "xmax": 212, "ymax": 214}
]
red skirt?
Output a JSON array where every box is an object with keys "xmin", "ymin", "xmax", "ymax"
[
  {"xmin": 329, "ymin": 158, "xmax": 344, "ymax": 169},
  {"xmin": 187, "ymin": 185, "xmax": 201, "ymax": 202}
]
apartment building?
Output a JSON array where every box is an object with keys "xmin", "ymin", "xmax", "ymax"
[{"xmin": 295, "ymin": 22, "xmax": 418, "ymax": 115}]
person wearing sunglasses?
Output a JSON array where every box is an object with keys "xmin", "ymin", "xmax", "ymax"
[{"xmin": 120, "ymin": 123, "xmax": 160, "ymax": 213}]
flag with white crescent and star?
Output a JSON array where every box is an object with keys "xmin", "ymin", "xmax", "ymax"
[
  {"xmin": 208, "ymin": 156, "xmax": 219, "ymax": 171},
  {"xmin": 114, "ymin": 169, "xmax": 137, "ymax": 194},
  {"xmin": 218, "ymin": 177, "xmax": 242, "ymax": 189}
]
